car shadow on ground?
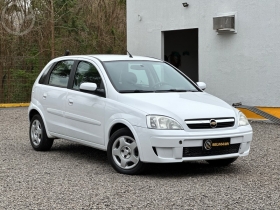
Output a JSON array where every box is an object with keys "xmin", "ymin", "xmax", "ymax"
[
  {"xmin": 49, "ymin": 140, "xmax": 244, "ymax": 177},
  {"xmin": 50, "ymin": 140, "xmax": 108, "ymax": 163},
  {"xmin": 143, "ymin": 162, "xmax": 240, "ymax": 178}
]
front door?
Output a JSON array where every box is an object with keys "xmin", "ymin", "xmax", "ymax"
[{"xmin": 64, "ymin": 60, "xmax": 106, "ymax": 145}]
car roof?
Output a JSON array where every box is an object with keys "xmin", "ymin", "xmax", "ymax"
[
  {"xmin": 90, "ymin": 55, "xmax": 161, "ymax": 62},
  {"xmin": 55, "ymin": 54, "xmax": 162, "ymax": 62}
]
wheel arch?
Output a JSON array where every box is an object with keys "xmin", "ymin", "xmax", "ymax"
[
  {"xmin": 110, "ymin": 123, "xmax": 127, "ymax": 134},
  {"xmin": 29, "ymin": 109, "xmax": 40, "ymax": 122},
  {"xmin": 106, "ymin": 120, "xmax": 143, "ymax": 160},
  {"xmin": 28, "ymin": 105, "xmax": 54, "ymax": 139}
]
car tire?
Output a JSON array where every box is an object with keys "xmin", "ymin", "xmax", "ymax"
[
  {"xmin": 107, "ymin": 128, "xmax": 145, "ymax": 175},
  {"xmin": 29, "ymin": 114, "xmax": 54, "ymax": 151},
  {"xmin": 206, "ymin": 158, "xmax": 238, "ymax": 166}
]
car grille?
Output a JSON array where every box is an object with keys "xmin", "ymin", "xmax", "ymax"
[
  {"xmin": 185, "ymin": 118, "xmax": 235, "ymax": 129},
  {"xmin": 183, "ymin": 144, "xmax": 240, "ymax": 157}
]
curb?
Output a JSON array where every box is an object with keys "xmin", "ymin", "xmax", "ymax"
[
  {"xmin": 0, "ymin": 103, "xmax": 30, "ymax": 108},
  {"xmin": 237, "ymin": 107, "xmax": 280, "ymax": 123},
  {"xmin": 237, "ymin": 108, "xmax": 265, "ymax": 119}
]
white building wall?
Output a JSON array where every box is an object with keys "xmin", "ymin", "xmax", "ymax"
[{"xmin": 127, "ymin": 0, "xmax": 280, "ymax": 107}]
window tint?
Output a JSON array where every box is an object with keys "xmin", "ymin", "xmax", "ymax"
[
  {"xmin": 73, "ymin": 61, "xmax": 102, "ymax": 90},
  {"xmin": 49, "ymin": 60, "xmax": 74, "ymax": 87}
]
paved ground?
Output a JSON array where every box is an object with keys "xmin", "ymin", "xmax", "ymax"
[{"xmin": 0, "ymin": 108, "xmax": 279, "ymax": 209}]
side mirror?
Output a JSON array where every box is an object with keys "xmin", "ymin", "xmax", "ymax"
[
  {"xmin": 197, "ymin": 82, "xmax": 206, "ymax": 90},
  {"xmin": 80, "ymin": 82, "xmax": 106, "ymax": 97},
  {"xmin": 80, "ymin": 82, "xmax": 97, "ymax": 92}
]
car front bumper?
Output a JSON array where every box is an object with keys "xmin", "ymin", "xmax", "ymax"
[{"xmin": 134, "ymin": 125, "xmax": 253, "ymax": 163}]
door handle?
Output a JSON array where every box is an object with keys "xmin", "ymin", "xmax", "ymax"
[
  {"xmin": 68, "ymin": 99, "xmax": 73, "ymax": 106},
  {"xmin": 43, "ymin": 94, "xmax": 47, "ymax": 99}
]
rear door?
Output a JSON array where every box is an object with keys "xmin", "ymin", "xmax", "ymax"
[
  {"xmin": 64, "ymin": 60, "xmax": 106, "ymax": 145},
  {"xmin": 40, "ymin": 60, "xmax": 74, "ymax": 135}
]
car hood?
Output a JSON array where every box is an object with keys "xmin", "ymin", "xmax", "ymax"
[{"xmin": 118, "ymin": 92, "xmax": 237, "ymax": 120}]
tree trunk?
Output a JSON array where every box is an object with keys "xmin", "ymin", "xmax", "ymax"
[
  {"xmin": 50, "ymin": 0, "xmax": 55, "ymax": 58},
  {"xmin": 0, "ymin": 30, "xmax": 4, "ymax": 103}
]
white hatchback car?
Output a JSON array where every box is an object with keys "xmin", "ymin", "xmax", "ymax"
[{"xmin": 28, "ymin": 55, "xmax": 253, "ymax": 174}]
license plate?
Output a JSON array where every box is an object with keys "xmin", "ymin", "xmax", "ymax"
[{"xmin": 202, "ymin": 138, "xmax": 230, "ymax": 151}]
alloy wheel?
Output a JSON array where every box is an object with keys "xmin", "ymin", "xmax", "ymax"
[
  {"xmin": 31, "ymin": 119, "xmax": 42, "ymax": 146},
  {"xmin": 112, "ymin": 136, "xmax": 139, "ymax": 169}
]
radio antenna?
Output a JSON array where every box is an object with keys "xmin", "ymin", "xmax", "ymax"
[
  {"xmin": 127, "ymin": 51, "xmax": 133, "ymax": 58},
  {"xmin": 64, "ymin": 50, "xmax": 70, "ymax": 56}
]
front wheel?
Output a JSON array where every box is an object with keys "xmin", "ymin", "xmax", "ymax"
[
  {"xmin": 29, "ymin": 114, "xmax": 53, "ymax": 151},
  {"xmin": 107, "ymin": 128, "xmax": 145, "ymax": 175},
  {"xmin": 206, "ymin": 158, "xmax": 238, "ymax": 166}
]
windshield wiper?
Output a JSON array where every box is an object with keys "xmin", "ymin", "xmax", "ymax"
[
  {"xmin": 155, "ymin": 89, "xmax": 198, "ymax": 92},
  {"xmin": 155, "ymin": 89, "xmax": 189, "ymax": 93},
  {"xmin": 185, "ymin": 90, "xmax": 199, "ymax": 92},
  {"xmin": 119, "ymin": 90, "xmax": 154, "ymax": 93},
  {"xmin": 119, "ymin": 89, "xmax": 199, "ymax": 93}
]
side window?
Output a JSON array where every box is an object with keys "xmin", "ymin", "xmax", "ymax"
[
  {"xmin": 39, "ymin": 63, "xmax": 53, "ymax": 84},
  {"xmin": 73, "ymin": 61, "xmax": 103, "ymax": 90},
  {"xmin": 49, "ymin": 60, "xmax": 74, "ymax": 87}
]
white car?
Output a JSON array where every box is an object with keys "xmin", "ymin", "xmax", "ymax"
[{"xmin": 28, "ymin": 55, "xmax": 253, "ymax": 174}]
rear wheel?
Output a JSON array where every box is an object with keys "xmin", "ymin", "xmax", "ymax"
[
  {"xmin": 206, "ymin": 158, "xmax": 238, "ymax": 166},
  {"xmin": 107, "ymin": 128, "xmax": 145, "ymax": 175},
  {"xmin": 29, "ymin": 115, "xmax": 53, "ymax": 151}
]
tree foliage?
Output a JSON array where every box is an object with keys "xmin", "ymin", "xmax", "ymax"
[
  {"xmin": 0, "ymin": 0, "xmax": 126, "ymax": 57},
  {"xmin": 0, "ymin": 0, "xmax": 127, "ymax": 102}
]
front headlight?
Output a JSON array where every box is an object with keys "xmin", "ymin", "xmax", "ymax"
[
  {"xmin": 238, "ymin": 112, "xmax": 249, "ymax": 126},
  {"xmin": 147, "ymin": 115, "xmax": 183, "ymax": 130}
]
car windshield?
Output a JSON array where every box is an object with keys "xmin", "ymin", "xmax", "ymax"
[{"xmin": 103, "ymin": 61, "xmax": 200, "ymax": 93}]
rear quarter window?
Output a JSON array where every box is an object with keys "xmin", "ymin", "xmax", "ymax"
[{"xmin": 39, "ymin": 63, "xmax": 53, "ymax": 84}]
